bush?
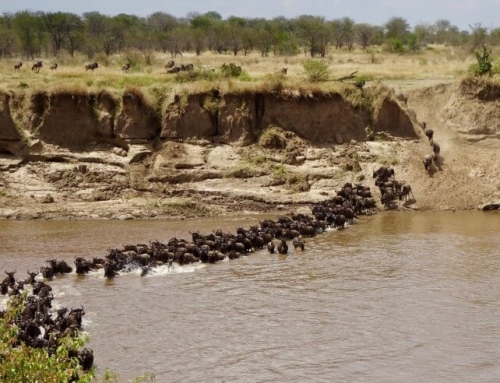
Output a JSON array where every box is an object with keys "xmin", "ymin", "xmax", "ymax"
[
  {"xmin": 0, "ymin": 294, "xmax": 94, "ymax": 383},
  {"xmin": 473, "ymin": 45, "xmax": 493, "ymax": 76},
  {"xmin": 302, "ymin": 60, "xmax": 330, "ymax": 83},
  {"xmin": 221, "ymin": 63, "xmax": 242, "ymax": 78}
]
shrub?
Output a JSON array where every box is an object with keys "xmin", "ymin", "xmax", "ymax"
[
  {"xmin": 221, "ymin": 63, "xmax": 242, "ymax": 78},
  {"xmin": 302, "ymin": 60, "xmax": 330, "ymax": 83},
  {"xmin": 0, "ymin": 294, "xmax": 94, "ymax": 383},
  {"xmin": 472, "ymin": 45, "xmax": 493, "ymax": 76}
]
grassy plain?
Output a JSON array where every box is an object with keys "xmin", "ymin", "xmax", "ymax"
[{"xmin": 1, "ymin": 45, "xmax": 496, "ymax": 96}]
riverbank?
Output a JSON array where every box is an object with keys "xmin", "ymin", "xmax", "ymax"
[{"xmin": 1, "ymin": 78, "xmax": 500, "ymax": 220}]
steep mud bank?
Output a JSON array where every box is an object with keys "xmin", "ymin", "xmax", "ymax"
[
  {"xmin": 409, "ymin": 78, "xmax": 500, "ymax": 142},
  {"xmin": 0, "ymin": 87, "xmax": 417, "ymax": 154},
  {"xmin": 1, "ymin": 81, "xmax": 499, "ymax": 220}
]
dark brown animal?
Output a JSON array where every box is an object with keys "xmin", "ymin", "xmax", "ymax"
[
  {"xmin": 423, "ymin": 154, "xmax": 433, "ymax": 172},
  {"xmin": 85, "ymin": 62, "xmax": 98, "ymax": 71},
  {"xmin": 122, "ymin": 63, "xmax": 131, "ymax": 73},
  {"xmin": 165, "ymin": 60, "xmax": 175, "ymax": 69},
  {"xmin": 49, "ymin": 63, "xmax": 58, "ymax": 70},
  {"xmin": 32, "ymin": 61, "xmax": 43, "ymax": 73},
  {"xmin": 399, "ymin": 185, "xmax": 415, "ymax": 201},
  {"xmin": 14, "ymin": 62, "xmax": 22, "ymax": 71}
]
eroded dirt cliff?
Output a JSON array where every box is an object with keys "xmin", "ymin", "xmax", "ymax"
[{"xmin": 0, "ymin": 80, "xmax": 499, "ymax": 220}]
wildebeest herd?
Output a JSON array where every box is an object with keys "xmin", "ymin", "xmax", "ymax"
[
  {"xmin": 0, "ymin": 181, "xmax": 385, "ymax": 374},
  {"xmin": 12, "ymin": 59, "xmax": 199, "ymax": 74},
  {"xmin": 373, "ymin": 166, "xmax": 414, "ymax": 209}
]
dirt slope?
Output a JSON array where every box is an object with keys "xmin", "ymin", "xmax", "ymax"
[{"xmin": 1, "ymin": 80, "xmax": 500, "ymax": 219}]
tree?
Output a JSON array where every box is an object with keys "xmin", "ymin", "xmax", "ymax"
[
  {"xmin": 295, "ymin": 15, "xmax": 327, "ymax": 57},
  {"xmin": 355, "ymin": 23, "xmax": 374, "ymax": 50},
  {"xmin": 83, "ymin": 12, "xmax": 124, "ymax": 57},
  {"xmin": 385, "ymin": 16, "xmax": 410, "ymax": 43},
  {"xmin": 469, "ymin": 23, "xmax": 488, "ymax": 52},
  {"xmin": 13, "ymin": 11, "xmax": 44, "ymax": 59},
  {"xmin": 0, "ymin": 14, "xmax": 16, "ymax": 57},
  {"xmin": 42, "ymin": 12, "xmax": 82, "ymax": 53}
]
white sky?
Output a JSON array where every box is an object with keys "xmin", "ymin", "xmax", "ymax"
[{"xmin": 1, "ymin": 0, "xmax": 499, "ymax": 29}]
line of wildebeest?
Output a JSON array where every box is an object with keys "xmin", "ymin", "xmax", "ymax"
[
  {"xmin": 0, "ymin": 172, "xmax": 413, "ymax": 376},
  {"xmin": 12, "ymin": 59, "xmax": 288, "ymax": 76}
]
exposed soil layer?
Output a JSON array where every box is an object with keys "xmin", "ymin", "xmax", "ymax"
[{"xmin": 1, "ymin": 80, "xmax": 499, "ymax": 220}]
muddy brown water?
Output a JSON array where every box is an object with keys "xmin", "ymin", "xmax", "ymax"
[{"xmin": 1, "ymin": 212, "xmax": 500, "ymax": 382}]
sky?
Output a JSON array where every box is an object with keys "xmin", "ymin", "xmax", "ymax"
[{"xmin": 1, "ymin": 0, "xmax": 499, "ymax": 29}]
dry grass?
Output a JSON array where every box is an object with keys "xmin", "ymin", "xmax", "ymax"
[{"xmin": 0, "ymin": 45, "xmax": 488, "ymax": 94}]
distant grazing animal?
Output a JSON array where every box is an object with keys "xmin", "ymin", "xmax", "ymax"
[
  {"xmin": 14, "ymin": 62, "xmax": 22, "ymax": 71},
  {"xmin": 49, "ymin": 63, "xmax": 58, "ymax": 70},
  {"xmin": 32, "ymin": 61, "xmax": 43, "ymax": 73},
  {"xmin": 122, "ymin": 63, "xmax": 131, "ymax": 73},
  {"xmin": 85, "ymin": 62, "xmax": 98, "ymax": 71},
  {"xmin": 165, "ymin": 60, "xmax": 175, "ymax": 69},
  {"xmin": 276, "ymin": 67, "xmax": 287, "ymax": 75}
]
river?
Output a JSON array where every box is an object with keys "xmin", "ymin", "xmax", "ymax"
[{"xmin": 1, "ymin": 211, "xmax": 500, "ymax": 382}]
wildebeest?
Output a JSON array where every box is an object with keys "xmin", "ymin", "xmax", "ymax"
[
  {"xmin": 292, "ymin": 237, "xmax": 305, "ymax": 251},
  {"xmin": 165, "ymin": 60, "xmax": 175, "ymax": 69},
  {"xmin": 32, "ymin": 61, "xmax": 43, "ymax": 73},
  {"xmin": 423, "ymin": 154, "xmax": 434, "ymax": 173},
  {"xmin": 425, "ymin": 127, "xmax": 434, "ymax": 143},
  {"xmin": 396, "ymin": 92, "xmax": 408, "ymax": 104},
  {"xmin": 85, "ymin": 62, "xmax": 98, "ymax": 71},
  {"xmin": 277, "ymin": 239, "xmax": 288, "ymax": 254},
  {"xmin": 432, "ymin": 142, "xmax": 440, "ymax": 156},
  {"xmin": 14, "ymin": 62, "xmax": 22, "ymax": 71},
  {"xmin": 399, "ymin": 185, "xmax": 415, "ymax": 201},
  {"xmin": 49, "ymin": 63, "xmax": 58, "ymax": 70},
  {"xmin": 2, "ymin": 270, "xmax": 16, "ymax": 287},
  {"xmin": 267, "ymin": 241, "xmax": 276, "ymax": 254},
  {"xmin": 276, "ymin": 67, "xmax": 287, "ymax": 75},
  {"xmin": 122, "ymin": 63, "xmax": 131, "ymax": 73}
]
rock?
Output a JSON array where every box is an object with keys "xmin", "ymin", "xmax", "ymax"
[
  {"xmin": 0, "ymin": 209, "xmax": 15, "ymax": 219},
  {"xmin": 294, "ymin": 206, "xmax": 313, "ymax": 216},
  {"xmin": 334, "ymin": 133, "xmax": 343, "ymax": 145},
  {"xmin": 295, "ymin": 156, "xmax": 306, "ymax": 165},
  {"xmin": 116, "ymin": 214, "xmax": 134, "ymax": 220},
  {"xmin": 127, "ymin": 146, "xmax": 152, "ymax": 164},
  {"xmin": 481, "ymin": 202, "xmax": 500, "ymax": 211},
  {"xmin": 112, "ymin": 147, "xmax": 127, "ymax": 157}
]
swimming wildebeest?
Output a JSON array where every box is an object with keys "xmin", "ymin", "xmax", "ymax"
[
  {"xmin": 85, "ymin": 62, "xmax": 98, "ymax": 71},
  {"xmin": 14, "ymin": 62, "xmax": 22, "ymax": 71},
  {"xmin": 32, "ymin": 61, "xmax": 43, "ymax": 73}
]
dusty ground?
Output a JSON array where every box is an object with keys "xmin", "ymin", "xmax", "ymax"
[{"xmin": 0, "ymin": 80, "xmax": 499, "ymax": 220}]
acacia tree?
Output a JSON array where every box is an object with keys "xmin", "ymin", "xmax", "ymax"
[
  {"xmin": 295, "ymin": 15, "xmax": 327, "ymax": 57},
  {"xmin": 355, "ymin": 23, "xmax": 375, "ymax": 49},
  {"xmin": 0, "ymin": 14, "xmax": 16, "ymax": 57},
  {"xmin": 42, "ymin": 12, "xmax": 82, "ymax": 53},
  {"xmin": 13, "ymin": 11, "xmax": 44, "ymax": 59},
  {"xmin": 385, "ymin": 16, "xmax": 410, "ymax": 43}
]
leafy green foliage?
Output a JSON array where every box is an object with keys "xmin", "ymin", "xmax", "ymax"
[
  {"xmin": 0, "ymin": 294, "xmax": 94, "ymax": 383},
  {"xmin": 472, "ymin": 45, "xmax": 493, "ymax": 76},
  {"xmin": 302, "ymin": 60, "xmax": 330, "ymax": 82},
  {"xmin": 221, "ymin": 63, "xmax": 242, "ymax": 78}
]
